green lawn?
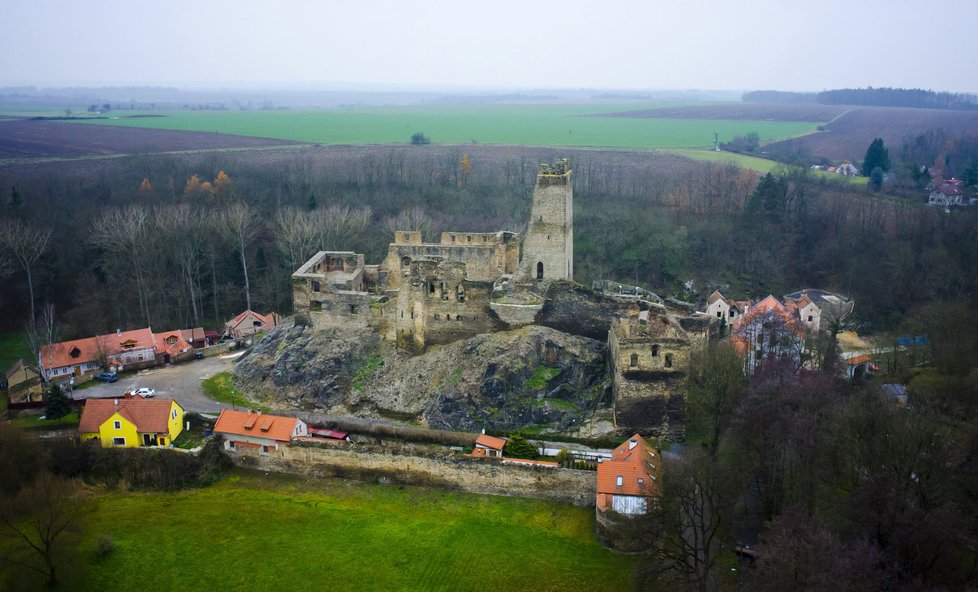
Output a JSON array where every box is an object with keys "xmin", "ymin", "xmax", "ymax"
[
  {"xmin": 1, "ymin": 470, "xmax": 635, "ymax": 591},
  {"xmin": 9, "ymin": 410, "xmax": 79, "ymax": 428},
  {"xmin": 201, "ymin": 371, "xmax": 268, "ymax": 411},
  {"xmin": 0, "ymin": 331, "xmax": 32, "ymax": 375},
  {"xmin": 59, "ymin": 103, "xmax": 819, "ymax": 149}
]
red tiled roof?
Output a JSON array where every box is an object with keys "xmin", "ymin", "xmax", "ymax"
[
  {"xmin": 847, "ymin": 354, "xmax": 872, "ymax": 366},
  {"xmin": 596, "ymin": 434, "xmax": 661, "ymax": 500},
  {"xmin": 707, "ymin": 291, "xmax": 724, "ymax": 305},
  {"xmin": 227, "ymin": 310, "xmax": 275, "ymax": 329},
  {"xmin": 41, "ymin": 336, "xmax": 101, "ymax": 370},
  {"xmin": 155, "ymin": 330, "xmax": 193, "ymax": 357},
  {"xmin": 475, "ymin": 434, "xmax": 507, "ymax": 450},
  {"xmin": 214, "ymin": 409, "xmax": 302, "ymax": 443},
  {"xmin": 103, "ymin": 328, "xmax": 157, "ymax": 354},
  {"xmin": 79, "ymin": 398, "xmax": 181, "ymax": 434}
]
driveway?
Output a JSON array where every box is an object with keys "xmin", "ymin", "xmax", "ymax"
[{"xmin": 69, "ymin": 353, "xmax": 244, "ymax": 414}]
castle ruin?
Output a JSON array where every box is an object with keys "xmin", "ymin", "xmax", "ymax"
[{"xmin": 291, "ymin": 158, "xmax": 714, "ymax": 437}]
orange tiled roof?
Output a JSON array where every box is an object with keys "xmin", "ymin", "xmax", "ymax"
[
  {"xmin": 79, "ymin": 397, "xmax": 181, "ymax": 434},
  {"xmin": 475, "ymin": 434, "xmax": 507, "ymax": 450},
  {"xmin": 214, "ymin": 409, "xmax": 301, "ymax": 443},
  {"xmin": 180, "ymin": 327, "xmax": 206, "ymax": 344},
  {"xmin": 707, "ymin": 291, "xmax": 724, "ymax": 305},
  {"xmin": 847, "ymin": 354, "xmax": 872, "ymax": 366},
  {"xmin": 227, "ymin": 310, "xmax": 274, "ymax": 329},
  {"xmin": 155, "ymin": 330, "xmax": 193, "ymax": 357},
  {"xmin": 596, "ymin": 433, "xmax": 661, "ymax": 500},
  {"xmin": 41, "ymin": 336, "xmax": 101, "ymax": 370}
]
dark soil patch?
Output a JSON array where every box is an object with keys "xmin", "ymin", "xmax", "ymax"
[
  {"xmin": 0, "ymin": 119, "xmax": 301, "ymax": 159},
  {"xmin": 603, "ymin": 102, "xmax": 849, "ymax": 122},
  {"xmin": 763, "ymin": 106, "xmax": 978, "ymax": 162}
]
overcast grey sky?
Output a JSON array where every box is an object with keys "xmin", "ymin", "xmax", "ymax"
[{"xmin": 2, "ymin": 0, "xmax": 976, "ymax": 92}]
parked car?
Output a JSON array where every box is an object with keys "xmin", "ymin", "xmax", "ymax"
[
  {"xmin": 194, "ymin": 351, "xmax": 204, "ymax": 360},
  {"xmin": 132, "ymin": 387, "xmax": 155, "ymax": 398},
  {"xmin": 95, "ymin": 372, "xmax": 117, "ymax": 383}
]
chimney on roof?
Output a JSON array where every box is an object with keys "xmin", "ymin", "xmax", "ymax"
[
  {"xmin": 114, "ymin": 399, "xmax": 118, "ymax": 406},
  {"xmin": 117, "ymin": 328, "xmax": 122, "ymax": 336}
]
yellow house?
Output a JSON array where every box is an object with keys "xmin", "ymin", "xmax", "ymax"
[{"xmin": 79, "ymin": 396, "xmax": 184, "ymax": 448}]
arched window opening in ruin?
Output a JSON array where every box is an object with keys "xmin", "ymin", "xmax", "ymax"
[
  {"xmin": 440, "ymin": 282, "xmax": 447, "ymax": 300},
  {"xmin": 456, "ymin": 285, "xmax": 465, "ymax": 302},
  {"xmin": 651, "ymin": 344, "xmax": 660, "ymax": 357},
  {"xmin": 536, "ymin": 262, "xmax": 544, "ymax": 279},
  {"xmin": 435, "ymin": 314, "xmax": 440, "ymax": 320},
  {"xmin": 456, "ymin": 315, "xmax": 461, "ymax": 320},
  {"xmin": 629, "ymin": 353, "xmax": 638, "ymax": 368},
  {"xmin": 429, "ymin": 282, "xmax": 435, "ymax": 294},
  {"xmin": 401, "ymin": 256, "xmax": 411, "ymax": 267},
  {"xmin": 665, "ymin": 354, "xmax": 673, "ymax": 368}
]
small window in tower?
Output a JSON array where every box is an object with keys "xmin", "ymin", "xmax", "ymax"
[
  {"xmin": 451, "ymin": 234, "xmax": 456, "ymax": 242},
  {"xmin": 665, "ymin": 354, "xmax": 673, "ymax": 368},
  {"xmin": 536, "ymin": 262, "xmax": 544, "ymax": 279},
  {"xmin": 401, "ymin": 256, "xmax": 411, "ymax": 267},
  {"xmin": 467, "ymin": 235, "xmax": 472, "ymax": 243},
  {"xmin": 629, "ymin": 353, "xmax": 638, "ymax": 368},
  {"xmin": 651, "ymin": 345, "xmax": 660, "ymax": 357}
]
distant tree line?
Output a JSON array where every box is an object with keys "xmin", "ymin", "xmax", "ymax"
[{"xmin": 744, "ymin": 87, "xmax": 978, "ymax": 110}]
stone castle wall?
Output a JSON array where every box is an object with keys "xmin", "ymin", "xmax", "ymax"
[
  {"xmin": 518, "ymin": 165, "xmax": 573, "ymax": 283},
  {"xmin": 227, "ymin": 441, "xmax": 597, "ymax": 506}
]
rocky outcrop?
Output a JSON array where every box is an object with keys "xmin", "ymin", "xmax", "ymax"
[
  {"xmin": 234, "ymin": 323, "xmax": 382, "ymax": 409},
  {"xmin": 359, "ymin": 325, "xmax": 609, "ymax": 432},
  {"xmin": 234, "ymin": 323, "xmax": 611, "ymax": 433}
]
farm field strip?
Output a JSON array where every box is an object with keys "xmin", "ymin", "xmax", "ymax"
[
  {"xmin": 59, "ymin": 103, "xmax": 821, "ymax": 149},
  {"xmin": 0, "ymin": 471, "xmax": 634, "ymax": 591}
]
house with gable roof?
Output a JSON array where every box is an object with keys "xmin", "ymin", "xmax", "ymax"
[
  {"xmin": 79, "ymin": 395, "xmax": 184, "ymax": 448},
  {"xmin": 224, "ymin": 310, "xmax": 280, "ymax": 339},
  {"xmin": 214, "ymin": 409, "xmax": 308, "ymax": 454},
  {"xmin": 706, "ymin": 291, "xmax": 751, "ymax": 330},
  {"xmin": 782, "ymin": 288, "xmax": 854, "ymax": 333},
  {"xmin": 928, "ymin": 178, "xmax": 975, "ymax": 208},
  {"xmin": 596, "ymin": 433, "xmax": 661, "ymax": 516},
  {"xmin": 730, "ymin": 295, "xmax": 806, "ymax": 374}
]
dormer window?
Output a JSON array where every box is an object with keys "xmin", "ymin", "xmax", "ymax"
[
  {"xmin": 628, "ymin": 439, "xmax": 637, "ymax": 450},
  {"xmin": 69, "ymin": 347, "xmax": 81, "ymax": 358},
  {"xmin": 616, "ymin": 476, "xmax": 623, "ymax": 487}
]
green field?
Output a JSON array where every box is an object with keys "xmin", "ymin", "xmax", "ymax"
[
  {"xmin": 1, "ymin": 470, "xmax": 635, "ymax": 591},
  {"xmin": 64, "ymin": 103, "xmax": 818, "ymax": 149},
  {"xmin": 0, "ymin": 331, "xmax": 32, "ymax": 374}
]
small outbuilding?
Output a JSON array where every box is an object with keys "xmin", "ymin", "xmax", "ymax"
[
  {"xmin": 213, "ymin": 409, "xmax": 308, "ymax": 454},
  {"xmin": 473, "ymin": 434, "xmax": 507, "ymax": 458}
]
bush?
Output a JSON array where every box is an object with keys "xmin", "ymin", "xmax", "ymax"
[
  {"xmin": 410, "ymin": 132, "xmax": 431, "ymax": 145},
  {"xmin": 94, "ymin": 535, "xmax": 114, "ymax": 559},
  {"xmin": 504, "ymin": 435, "xmax": 537, "ymax": 460}
]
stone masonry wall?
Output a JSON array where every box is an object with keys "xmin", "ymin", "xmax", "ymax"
[
  {"xmin": 518, "ymin": 167, "xmax": 573, "ymax": 282},
  {"xmin": 227, "ymin": 442, "xmax": 596, "ymax": 506}
]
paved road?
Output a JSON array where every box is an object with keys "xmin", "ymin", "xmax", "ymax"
[{"xmin": 69, "ymin": 353, "xmax": 244, "ymax": 414}]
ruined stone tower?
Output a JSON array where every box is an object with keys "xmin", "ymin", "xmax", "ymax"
[{"xmin": 518, "ymin": 159, "xmax": 573, "ymax": 282}]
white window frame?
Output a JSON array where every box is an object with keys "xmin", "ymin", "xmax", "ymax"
[
  {"xmin": 113, "ymin": 420, "xmax": 121, "ymax": 430},
  {"xmin": 112, "ymin": 437, "xmax": 126, "ymax": 446}
]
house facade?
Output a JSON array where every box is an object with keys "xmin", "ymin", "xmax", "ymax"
[
  {"xmin": 225, "ymin": 310, "xmax": 279, "ymax": 339},
  {"xmin": 473, "ymin": 434, "xmax": 507, "ymax": 458},
  {"xmin": 5, "ymin": 359, "xmax": 44, "ymax": 403},
  {"xmin": 928, "ymin": 178, "xmax": 976, "ymax": 208},
  {"xmin": 214, "ymin": 409, "xmax": 308, "ymax": 453},
  {"xmin": 39, "ymin": 327, "xmax": 160, "ymax": 382},
  {"xmin": 782, "ymin": 288, "xmax": 854, "ymax": 333},
  {"xmin": 79, "ymin": 396, "xmax": 184, "ymax": 448},
  {"xmin": 730, "ymin": 295, "xmax": 806, "ymax": 374},
  {"xmin": 596, "ymin": 434, "xmax": 661, "ymax": 516}
]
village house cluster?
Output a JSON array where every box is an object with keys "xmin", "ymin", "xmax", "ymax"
[{"xmin": 5, "ymin": 308, "xmax": 280, "ymax": 408}]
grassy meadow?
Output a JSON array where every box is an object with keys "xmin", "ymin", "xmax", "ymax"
[
  {"xmin": 1, "ymin": 470, "xmax": 635, "ymax": 591},
  {"xmin": 63, "ymin": 103, "xmax": 819, "ymax": 149}
]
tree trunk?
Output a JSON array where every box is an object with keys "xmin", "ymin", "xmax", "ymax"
[{"xmin": 239, "ymin": 240, "xmax": 251, "ymax": 311}]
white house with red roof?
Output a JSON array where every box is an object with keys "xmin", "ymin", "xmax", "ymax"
[
  {"xmin": 706, "ymin": 291, "xmax": 751, "ymax": 328},
  {"xmin": 213, "ymin": 409, "xmax": 308, "ymax": 454},
  {"xmin": 224, "ymin": 310, "xmax": 280, "ymax": 339},
  {"xmin": 40, "ymin": 327, "xmax": 159, "ymax": 381},
  {"xmin": 473, "ymin": 434, "xmax": 507, "ymax": 458},
  {"xmin": 929, "ymin": 178, "xmax": 976, "ymax": 209}
]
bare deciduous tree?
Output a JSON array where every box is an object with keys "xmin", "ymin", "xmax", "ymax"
[
  {"xmin": 91, "ymin": 206, "xmax": 152, "ymax": 326},
  {"xmin": 156, "ymin": 205, "xmax": 208, "ymax": 327},
  {"xmin": 219, "ymin": 202, "xmax": 260, "ymax": 311},
  {"xmin": 0, "ymin": 473, "xmax": 83, "ymax": 587},
  {"xmin": 0, "ymin": 220, "xmax": 51, "ymax": 327}
]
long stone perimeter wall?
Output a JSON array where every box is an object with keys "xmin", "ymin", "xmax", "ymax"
[{"xmin": 228, "ymin": 442, "xmax": 597, "ymax": 506}]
